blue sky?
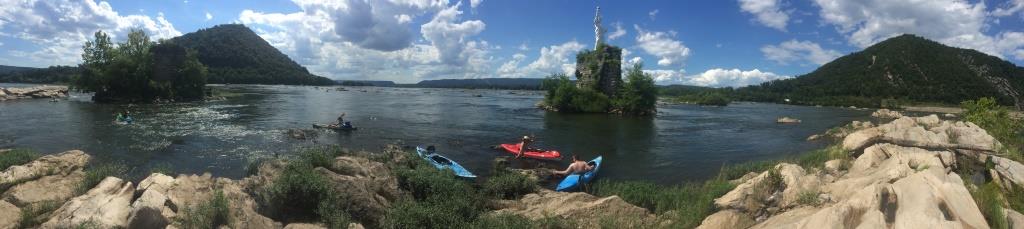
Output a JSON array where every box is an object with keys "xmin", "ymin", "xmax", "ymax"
[{"xmin": 1, "ymin": 0, "xmax": 1023, "ymax": 86}]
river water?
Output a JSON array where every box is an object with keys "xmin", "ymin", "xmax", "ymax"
[{"xmin": 0, "ymin": 83, "xmax": 871, "ymax": 184}]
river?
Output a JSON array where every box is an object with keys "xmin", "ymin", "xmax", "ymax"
[{"xmin": 0, "ymin": 83, "xmax": 872, "ymax": 185}]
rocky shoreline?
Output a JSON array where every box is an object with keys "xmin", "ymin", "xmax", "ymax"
[
  {"xmin": 0, "ymin": 86, "xmax": 68, "ymax": 101},
  {"xmin": 698, "ymin": 114, "xmax": 1024, "ymax": 229}
]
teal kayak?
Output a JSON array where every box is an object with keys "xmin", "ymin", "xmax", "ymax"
[
  {"xmin": 555, "ymin": 156, "xmax": 603, "ymax": 192},
  {"xmin": 312, "ymin": 123, "xmax": 357, "ymax": 131},
  {"xmin": 416, "ymin": 146, "xmax": 476, "ymax": 178}
]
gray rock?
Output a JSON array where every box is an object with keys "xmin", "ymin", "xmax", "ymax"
[{"xmin": 42, "ymin": 177, "xmax": 134, "ymax": 228}]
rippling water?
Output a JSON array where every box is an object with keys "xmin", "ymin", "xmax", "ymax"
[{"xmin": 0, "ymin": 83, "xmax": 871, "ymax": 184}]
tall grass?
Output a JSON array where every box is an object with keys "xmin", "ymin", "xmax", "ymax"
[
  {"xmin": 961, "ymin": 97, "xmax": 1024, "ymax": 162},
  {"xmin": 970, "ymin": 182, "xmax": 1008, "ymax": 229},
  {"xmin": 76, "ymin": 162, "xmax": 129, "ymax": 195},
  {"xmin": 18, "ymin": 200, "xmax": 62, "ymax": 228},
  {"xmin": 482, "ymin": 169, "xmax": 538, "ymax": 200},
  {"xmin": 177, "ymin": 189, "xmax": 231, "ymax": 228},
  {"xmin": 592, "ymin": 178, "xmax": 734, "ymax": 228},
  {"xmin": 0, "ymin": 148, "xmax": 39, "ymax": 171}
]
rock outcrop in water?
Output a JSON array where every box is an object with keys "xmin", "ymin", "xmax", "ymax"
[
  {"xmin": 0, "ymin": 85, "xmax": 68, "ymax": 101},
  {"xmin": 698, "ymin": 115, "xmax": 1024, "ymax": 229}
]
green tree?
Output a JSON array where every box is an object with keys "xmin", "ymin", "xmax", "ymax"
[{"xmin": 613, "ymin": 63, "xmax": 658, "ymax": 114}]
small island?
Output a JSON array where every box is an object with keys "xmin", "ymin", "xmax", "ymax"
[
  {"xmin": 73, "ymin": 30, "xmax": 208, "ymax": 103},
  {"xmin": 540, "ymin": 7, "xmax": 658, "ymax": 116}
]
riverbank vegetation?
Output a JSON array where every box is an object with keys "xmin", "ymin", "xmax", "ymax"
[
  {"xmin": 541, "ymin": 63, "xmax": 657, "ymax": 115},
  {"xmin": 961, "ymin": 97, "xmax": 1023, "ymax": 161},
  {"xmin": 73, "ymin": 29, "xmax": 208, "ymax": 103},
  {"xmin": 0, "ymin": 149, "xmax": 38, "ymax": 171}
]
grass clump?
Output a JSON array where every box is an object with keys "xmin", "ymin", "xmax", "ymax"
[
  {"xmin": 482, "ymin": 169, "xmax": 537, "ymax": 200},
  {"xmin": 177, "ymin": 189, "xmax": 231, "ymax": 228},
  {"xmin": 0, "ymin": 149, "xmax": 39, "ymax": 171},
  {"xmin": 18, "ymin": 200, "xmax": 62, "ymax": 228},
  {"xmin": 796, "ymin": 190, "xmax": 821, "ymax": 206},
  {"xmin": 796, "ymin": 145, "xmax": 848, "ymax": 169},
  {"xmin": 970, "ymin": 182, "xmax": 1008, "ymax": 229},
  {"xmin": 149, "ymin": 162, "xmax": 174, "ymax": 175},
  {"xmin": 297, "ymin": 145, "xmax": 346, "ymax": 169},
  {"xmin": 76, "ymin": 162, "xmax": 129, "ymax": 195},
  {"xmin": 381, "ymin": 150, "xmax": 488, "ymax": 229},
  {"xmin": 592, "ymin": 178, "xmax": 734, "ymax": 228}
]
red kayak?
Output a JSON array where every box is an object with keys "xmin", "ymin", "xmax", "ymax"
[{"xmin": 499, "ymin": 143, "xmax": 562, "ymax": 161}]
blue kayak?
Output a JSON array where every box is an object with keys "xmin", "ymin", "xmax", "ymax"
[
  {"xmin": 416, "ymin": 146, "xmax": 476, "ymax": 178},
  {"xmin": 555, "ymin": 156, "xmax": 603, "ymax": 192}
]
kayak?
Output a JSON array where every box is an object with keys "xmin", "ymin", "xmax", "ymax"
[
  {"xmin": 312, "ymin": 123, "xmax": 357, "ymax": 131},
  {"xmin": 416, "ymin": 146, "xmax": 476, "ymax": 178},
  {"xmin": 499, "ymin": 143, "xmax": 561, "ymax": 161},
  {"xmin": 555, "ymin": 156, "xmax": 603, "ymax": 192}
]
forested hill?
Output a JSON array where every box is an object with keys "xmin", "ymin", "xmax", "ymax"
[
  {"xmin": 736, "ymin": 34, "xmax": 1024, "ymax": 109},
  {"xmin": 170, "ymin": 24, "xmax": 333, "ymax": 85}
]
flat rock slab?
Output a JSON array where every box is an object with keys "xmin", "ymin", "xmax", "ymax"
[
  {"xmin": 42, "ymin": 177, "xmax": 134, "ymax": 228},
  {"xmin": 2, "ymin": 170, "xmax": 84, "ymax": 207},
  {"xmin": 0, "ymin": 200, "xmax": 19, "ymax": 229}
]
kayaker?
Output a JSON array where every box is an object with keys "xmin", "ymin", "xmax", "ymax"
[
  {"xmin": 516, "ymin": 135, "xmax": 534, "ymax": 159},
  {"xmin": 330, "ymin": 112, "xmax": 346, "ymax": 128},
  {"xmin": 553, "ymin": 154, "xmax": 594, "ymax": 176}
]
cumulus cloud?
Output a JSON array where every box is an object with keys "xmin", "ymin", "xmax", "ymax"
[
  {"xmin": 240, "ymin": 0, "xmax": 495, "ymax": 82},
  {"xmin": 0, "ymin": 0, "xmax": 181, "ymax": 66},
  {"xmin": 761, "ymin": 40, "xmax": 841, "ymax": 65},
  {"xmin": 421, "ymin": 2, "xmax": 487, "ymax": 65},
  {"xmin": 608, "ymin": 22, "xmax": 626, "ymax": 40},
  {"xmin": 648, "ymin": 68, "xmax": 788, "ymax": 87},
  {"xmin": 634, "ymin": 25, "xmax": 691, "ymax": 67},
  {"xmin": 738, "ymin": 0, "xmax": 789, "ymax": 31},
  {"xmin": 470, "ymin": 0, "xmax": 482, "ymax": 9},
  {"xmin": 649, "ymin": 9, "xmax": 659, "ymax": 20},
  {"xmin": 812, "ymin": 0, "xmax": 1024, "ymax": 60},
  {"xmin": 496, "ymin": 41, "xmax": 586, "ymax": 78},
  {"xmin": 205, "ymin": 12, "xmax": 213, "ymax": 21}
]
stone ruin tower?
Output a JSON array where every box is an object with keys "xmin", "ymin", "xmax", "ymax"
[{"xmin": 575, "ymin": 6, "xmax": 623, "ymax": 97}]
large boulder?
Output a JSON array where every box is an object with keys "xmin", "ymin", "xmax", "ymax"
[
  {"xmin": 42, "ymin": 177, "xmax": 134, "ymax": 228},
  {"xmin": 492, "ymin": 189, "xmax": 661, "ymax": 227},
  {"xmin": 990, "ymin": 155, "xmax": 1024, "ymax": 190},
  {"xmin": 842, "ymin": 115, "xmax": 1001, "ymax": 152},
  {"xmin": 871, "ymin": 109, "xmax": 903, "ymax": 119},
  {"xmin": 316, "ymin": 156, "xmax": 402, "ymax": 226},
  {"xmin": 1007, "ymin": 208, "xmax": 1024, "ymax": 229},
  {"xmin": 137, "ymin": 173, "xmax": 280, "ymax": 229},
  {"xmin": 0, "ymin": 200, "xmax": 18, "ymax": 229},
  {"xmin": 0, "ymin": 150, "xmax": 89, "ymax": 187},
  {"xmin": 696, "ymin": 209, "xmax": 755, "ymax": 229},
  {"xmin": 127, "ymin": 185, "xmax": 173, "ymax": 229},
  {"xmin": 2, "ymin": 170, "xmax": 84, "ymax": 207}
]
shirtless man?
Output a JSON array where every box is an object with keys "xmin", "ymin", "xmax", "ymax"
[
  {"xmin": 516, "ymin": 135, "xmax": 533, "ymax": 159},
  {"xmin": 553, "ymin": 154, "xmax": 594, "ymax": 176}
]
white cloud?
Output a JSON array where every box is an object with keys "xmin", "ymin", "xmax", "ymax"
[
  {"xmin": 239, "ymin": 0, "xmax": 496, "ymax": 82},
  {"xmin": 634, "ymin": 25, "xmax": 691, "ymax": 67},
  {"xmin": 518, "ymin": 43, "xmax": 529, "ymax": 51},
  {"xmin": 992, "ymin": 0, "xmax": 1024, "ymax": 17},
  {"xmin": 650, "ymin": 68, "xmax": 788, "ymax": 87},
  {"xmin": 608, "ymin": 22, "xmax": 626, "ymax": 40},
  {"xmin": 812, "ymin": 0, "xmax": 1024, "ymax": 60},
  {"xmin": 738, "ymin": 0, "xmax": 789, "ymax": 31},
  {"xmin": 649, "ymin": 9, "xmax": 659, "ymax": 20},
  {"xmin": 761, "ymin": 40, "xmax": 841, "ymax": 65},
  {"xmin": 496, "ymin": 41, "xmax": 586, "ymax": 78},
  {"xmin": 205, "ymin": 12, "xmax": 213, "ymax": 21},
  {"xmin": 470, "ymin": 0, "xmax": 483, "ymax": 9},
  {"xmin": 421, "ymin": 2, "xmax": 487, "ymax": 65},
  {"xmin": 0, "ymin": 0, "xmax": 181, "ymax": 66}
]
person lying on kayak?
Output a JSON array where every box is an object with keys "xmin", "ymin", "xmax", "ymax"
[
  {"xmin": 553, "ymin": 154, "xmax": 594, "ymax": 176},
  {"xmin": 329, "ymin": 112, "xmax": 346, "ymax": 128},
  {"xmin": 516, "ymin": 135, "xmax": 534, "ymax": 159}
]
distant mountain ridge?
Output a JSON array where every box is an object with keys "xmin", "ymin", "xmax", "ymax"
[
  {"xmin": 170, "ymin": 24, "xmax": 334, "ymax": 85},
  {"xmin": 414, "ymin": 78, "xmax": 546, "ymax": 90},
  {"xmin": 736, "ymin": 34, "xmax": 1024, "ymax": 109}
]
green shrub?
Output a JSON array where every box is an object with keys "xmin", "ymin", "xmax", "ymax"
[
  {"xmin": 471, "ymin": 214, "xmax": 533, "ymax": 229},
  {"xmin": 384, "ymin": 150, "xmax": 485, "ymax": 228},
  {"xmin": 612, "ymin": 63, "xmax": 658, "ymax": 114},
  {"xmin": 542, "ymin": 74, "xmax": 611, "ymax": 113},
  {"xmin": 77, "ymin": 162, "xmax": 129, "ymax": 195},
  {"xmin": 298, "ymin": 145, "xmax": 345, "ymax": 169},
  {"xmin": 262, "ymin": 163, "xmax": 350, "ymax": 224},
  {"xmin": 570, "ymin": 88, "xmax": 611, "ymax": 113},
  {"xmin": 177, "ymin": 189, "xmax": 231, "ymax": 228},
  {"xmin": 796, "ymin": 190, "xmax": 821, "ymax": 206},
  {"xmin": 483, "ymin": 170, "xmax": 538, "ymax": 199},
  {"xmin": 961, "ymin": 97, "xmax": 1024, "ymax": 162},
  {"xmin": 0, "ymin": 149, "xmax": 39, "ymax": 171},
  {"xmin": 970, "ymin": 182, "xmax": 1008, "ymax": 229}
]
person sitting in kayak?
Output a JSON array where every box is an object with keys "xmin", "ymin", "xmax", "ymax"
[
  {"xmin": 553, "ymin": 154, "xmax": 594, "ymax": 176},
  {"xmin": 516, "ymin": 135, "xmax": 534, "ymax": 159},
  {"xmin": 330, "ymin": 112, "xmax": 346, "ymax": 128},
  {"xmin": 426, "ymin": 145, "xmax": 437, "ymax": 155}
]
